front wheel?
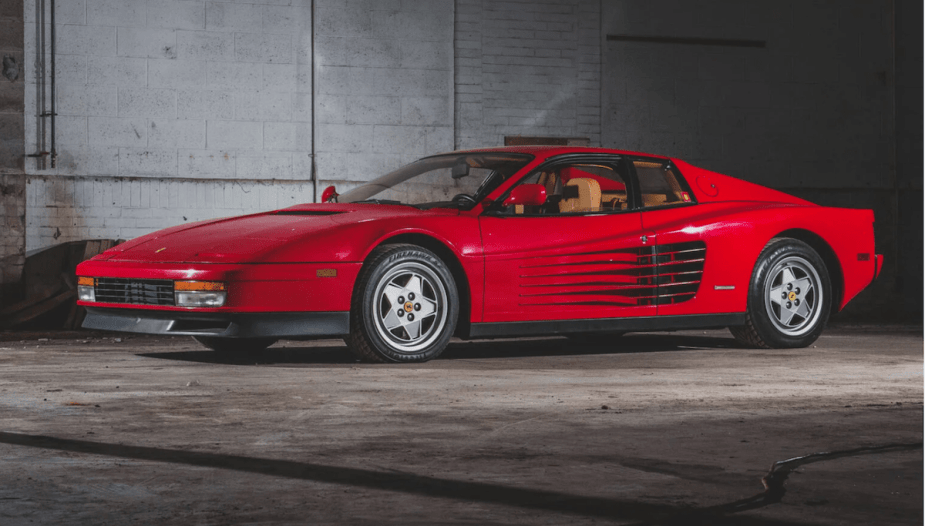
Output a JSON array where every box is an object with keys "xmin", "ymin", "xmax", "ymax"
[
  {"xmin": 344, "ymin": 244, "xmax": 459, "ymax": 363},
  {"xmin": 730, "ymin": 238, "xmax": 831, "ymax": 348}
]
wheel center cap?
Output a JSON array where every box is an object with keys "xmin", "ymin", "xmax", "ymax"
[
  {"xmin": 404, "ymin": 302, "xmax": 414, "ymax": 313},
  {"xmin": 788, "ymin": 291, "xmax": 797, "ymax": 301}
]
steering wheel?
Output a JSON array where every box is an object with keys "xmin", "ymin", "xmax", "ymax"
[{"xmin": 451, "ymin": 193, "xmax": 477, "ymax": 207}]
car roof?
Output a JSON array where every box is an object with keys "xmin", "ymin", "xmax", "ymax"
[{"xmin": 444, "ymin": 145, "xmax": 671, "ymax": 161}]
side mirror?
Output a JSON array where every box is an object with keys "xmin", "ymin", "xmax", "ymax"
[
  {"xmin": 503, "ymin": 184, "xmax": 547, "ymax": 207},
  {"xmin": 321, "ymin": 185, "xmax": 339, "ymax": 203},
  {"xmin": 451, "ymin": 162, "xmax": 470, "ymax": 179}
]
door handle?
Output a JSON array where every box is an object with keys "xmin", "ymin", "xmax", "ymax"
[{"xmin": 640, "ymin": 235, "xmax": 648, "ymax": 244}]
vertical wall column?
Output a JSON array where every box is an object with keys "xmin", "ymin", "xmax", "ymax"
[{"xmin": 0, "ymin": 0, "xmax": 26, "ymax": 305}]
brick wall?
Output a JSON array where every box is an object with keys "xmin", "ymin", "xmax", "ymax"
[
  {"xmin": 455, "ymin": 0, "xmax": 601, "ymax": 149},
  {"xmin": 313, "ymin": 0, "xmax": 454, "ymax": 193},
  {"xmin": 8, "ymin": 0, "xmax": 922, "ymax": 319},
  {"xmin": 893, "ymin": 0, "xmax": 923, "ymax": 314},
  {"xmin": 22, "ymin": 0, "xmax": 313, "ymax": 250},
  {"xmin": 22, "ymin": 0, "xmax": 314, "ymax": 251},
  {"xmin": 602, "ymin": 0, "xmax": 894, "ymax": 189},
  {"xmin": 601, "ymin": 0, "xmax": 921, "ymax": 319},
  {"xmin": 0, "ymin": 0, "xmax": 25, "ymax": 302},
  {"xmin": 25, "ymin": 176, "xmax": 312, "ymax": 241},
  {"xmin": 22, "ymin": 0, "xmax": 456, "ymax": 251}
]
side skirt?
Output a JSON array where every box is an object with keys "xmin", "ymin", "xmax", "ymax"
[{"xmin": 466, "ymin": 313, "xmax": 745, "ymax": 339}]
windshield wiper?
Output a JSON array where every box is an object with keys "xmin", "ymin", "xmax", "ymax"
[
  {"xmin": 353, "ymin": 199, "xmax": 419, "ymax": 208},
  {"xmin": 354, "ymin": 199, "xmax": 402, "ymax": 205}
]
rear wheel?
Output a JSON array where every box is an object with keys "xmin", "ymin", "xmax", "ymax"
[
  {"xmin": 344, "ymin": 244, "xmax": 458, "ymax": 363},
  {"xmin": 730, "ymin": 238, "xmax": 831, "ymax": 348},
  {"xmin": 192, "ymin": 336, "xmax": 277, "ymax": 354}
]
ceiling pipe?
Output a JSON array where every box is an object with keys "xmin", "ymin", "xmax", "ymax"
[
  {"xmin": 311, "ymin": 0, "xmax": 317, "ymax": 203},
  {"xmin": 50, "ymin": 0, "xmax": 56, "ymax": 169},
  {"xmin": 27, "ymin": 0, "xmax": 47, "ymax": 168}
]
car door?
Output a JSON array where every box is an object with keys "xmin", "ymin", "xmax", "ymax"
[
  {"xmin": 478, "ymin": 155, "xmax": 658, "ymax": 323},
  {"xmin": 630, "ymin": 158, "xmax": 715, "ymax": 316}
]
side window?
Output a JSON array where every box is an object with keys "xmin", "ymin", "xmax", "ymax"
[
  {"xmin": 500, "ymin": 161, "xmax": 630, "ymax": 215},
  {"xmin": 634, "ymin": 160, "xmax": 691, "ymax": 208}
]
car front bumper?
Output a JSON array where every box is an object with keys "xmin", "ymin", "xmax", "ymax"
[{"xmin": 82, "ymin": 307, "xmax": 350, "ymax": 339}]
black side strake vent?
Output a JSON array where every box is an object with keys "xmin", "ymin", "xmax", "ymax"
[
  {"xmin": 638, "ymin": 241, "xmax": 706, "ymax": 306},
  {"xmin": 517, "ymin": 241, "xmax": 707, "ymax": 308},
  {"xmin": 276, "ymin": 210, "xmax": 344, "ymax": 216}
]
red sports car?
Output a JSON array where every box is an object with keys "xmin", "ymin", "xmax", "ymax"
[{"xmin": 76, "ymin": 147, "xmax": 882, "ymax": 362}]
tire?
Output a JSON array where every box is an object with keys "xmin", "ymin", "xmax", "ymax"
[
  {"xmin": 344, "ymin": 244, "xmax": 459, "ymax": 363},
  {"xmin": 730, "ymin": 238, "xmax": 831, "ymax": 348},
  {"xmin": 192, "ymin": 336, "xmax": 277, "ymax": 354}
]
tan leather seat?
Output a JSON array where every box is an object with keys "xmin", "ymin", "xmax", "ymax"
[
  {"xmin": 559, "ymin": 178, "xmax": 601, "ymax": 213},
  {"xmin": 602, "ymin": 191, "xmax": 627, "ymax": 210},
  {"xmin": 642, "ymin": 193, "xmax": 669, "ymax": 207}
]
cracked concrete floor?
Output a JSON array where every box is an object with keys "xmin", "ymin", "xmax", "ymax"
[{"xmin": 0, "ymin": 325, "xmax": 921, "ymax": 525}]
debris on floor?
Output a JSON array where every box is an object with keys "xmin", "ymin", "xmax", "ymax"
[{"xmin": 0, "ymin": 239, "xmax": 121, "ymax": 330}]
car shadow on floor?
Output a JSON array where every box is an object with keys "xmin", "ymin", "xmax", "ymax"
[{"xmin": 137, "ymin": 334, "xmax": 740, "ymax": 367}]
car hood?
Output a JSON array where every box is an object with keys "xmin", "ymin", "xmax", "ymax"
[{"xmin": 99, "ymin": 204, "xmax": 457, "ymax": 264}]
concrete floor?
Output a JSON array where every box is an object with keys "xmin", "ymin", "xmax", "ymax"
[{"xmin": 0, "ymin": 326, "xmax": 921, "ymax": 525}]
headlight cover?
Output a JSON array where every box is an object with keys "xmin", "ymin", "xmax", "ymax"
[
  {"xmin": 77, "ymin": 286, "xmax": 95, "ymax": 302},
  {"xmin": 174, "ymin": 281, "xmax": 226, "ymax": 308},
  {"xmin": 77, "ymin": 277, "xmax": 95, "ymax": 302}
]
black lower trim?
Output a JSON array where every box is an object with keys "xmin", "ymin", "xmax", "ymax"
[
  {"xmin": 82, "ymin": 308, "xmax": 350, "ymax": 339},
  {"xmin": 466, "ymin": 313, "xmax": 745, "ymax": 339}
]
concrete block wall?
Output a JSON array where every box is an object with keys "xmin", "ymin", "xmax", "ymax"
[
  {"xmin": 893, "ymin": 0, "xmax": 923, "ymax": 314},
  {"xmin": 313, "ymin": 0, "xmax": 454, "ymax": 193},
  {"xmin": 25, "ymin": 176, "xmax": 313, "ymax": 242},
  {"xmin": 5, "ymin": 0, "xmax": 921, "ymax": 319},
  {"xmin": 0, "ymin": 0, "xmax": 25, "ymax": 298},
  {"xmin": 602, "ymin": 1, "xmax": 893, "ymax": 190},
  {"xmin": 601, "ymin": 0, "xmax": 921, "ymax": 319},
  {"xmin": 23, "ymin": 0, "xmax": 312, "ymax": 251},
  {"xmin": 22, "ymin": 0, "xmax": 456, "ymax": 252},
  {"xmin": 455, "ymin": 0, "xmax": 601, "ymax": 149}
]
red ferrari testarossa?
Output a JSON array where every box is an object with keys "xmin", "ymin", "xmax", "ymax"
[{"xmin": 76, "ymin": 147, "xmax": 882, "ymax": 362}]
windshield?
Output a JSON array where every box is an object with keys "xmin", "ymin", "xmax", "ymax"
[{"xmin": 338, "ymin": 153, "xmax": 534, "ymax": 209}]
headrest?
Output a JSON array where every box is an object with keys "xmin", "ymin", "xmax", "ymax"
[{"xmin": 558, "ymin": 166, "xmax": 625, "ymax": 191}]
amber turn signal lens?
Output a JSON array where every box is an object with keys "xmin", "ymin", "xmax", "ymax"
[
  {"xmin": 77, "ymin": 276, "xmax": 95, "ymax": 286},
  {"xmin": 174, "ymin": 281, "xmax": 225, "ymax": 291}
]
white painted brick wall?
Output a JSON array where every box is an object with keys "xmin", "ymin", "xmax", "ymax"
[
  {"xmin": 23, "ymin": 0, "xmax": 311, "ymax": 250},
  {"xmin": 25, "ymin": 176, "xmax": 315, "ymax": 250},
  {"xmin": 23, "ymin": 0, "xmax": 455, "ymax": 251},
  {"xmin": 454, "ymin": 0, "xmax": 601, "ymax": 149},
  {"xmin": 313, "ymin": 0, "xmax": 455, "ymax": 185}
]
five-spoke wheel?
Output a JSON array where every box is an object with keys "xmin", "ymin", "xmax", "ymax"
[
  {"xmin": 345, "ymin": 244, "xmax": 458, "ymax": 362},
  {"xmin": 731, "ymin": 238, "xmax": 831, "ymax": 348},
  {"xmin": 764, "ymin": 256, "xmax": 823, "ymax": 337},
  {"xmin": 373, "ymin": 265, "xmax": 447, "ymax": 353}
]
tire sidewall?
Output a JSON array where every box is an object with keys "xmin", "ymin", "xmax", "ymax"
[
  {"xmin": 747, "ymin": 239, "xmax": 831, "ymax": 348},
  {"xmin": 357, "ymin": 246, "xmax": 459, "ymax": 362}
]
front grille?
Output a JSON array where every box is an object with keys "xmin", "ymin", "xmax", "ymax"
[{"xmin": 95, "ymin": 278, "xmax": 175, "ymax": 306}]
